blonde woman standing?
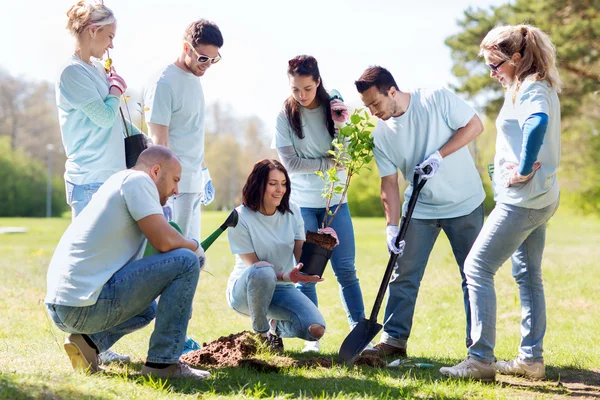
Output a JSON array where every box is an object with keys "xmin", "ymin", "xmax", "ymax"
[{"xmin": 441, "ymin": 24, "xmax": 562, "ymax": 381}]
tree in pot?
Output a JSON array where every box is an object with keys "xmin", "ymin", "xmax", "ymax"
[{"xmin": 299, "ymin": 101, "xmax": 376, "ymax": 277}]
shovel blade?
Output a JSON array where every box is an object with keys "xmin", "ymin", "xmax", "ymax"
[
  {"xmin": 338, "ymin": 318, "xmax": 382, "ymax": 365},
  {"xmin": 222, "ymin": 209, "xmax": 239, "ymax": 229}
]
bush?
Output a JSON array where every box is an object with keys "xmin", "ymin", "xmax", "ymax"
[{"xmin": 0, "ymin": 138, "xmax": 67, "ymax": 217}]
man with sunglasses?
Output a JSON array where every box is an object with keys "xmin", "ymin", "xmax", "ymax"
[
  {"xmin": 355, "ymin": 66, "xmax": 485, "ymax": 359},
  {"xmin": 144, "ymin": 19, "xmax": 223, "ymax": 353}
]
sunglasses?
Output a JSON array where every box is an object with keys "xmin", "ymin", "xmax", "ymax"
[
  {"xmin": 487, "ymin": 59, "xmax": 506, "ymax": 72},
  {"xmin": 186, "ymin": 42, "xmax": 221, "ymax": 64}
]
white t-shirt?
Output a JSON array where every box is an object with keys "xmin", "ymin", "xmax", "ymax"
[
  {"xmin": 274, "ymin": 105, "xmax": 346, "ymax": 208},
  {"xmin": 145, "ymin": 64, "xmax": 205, "ymax": 193},
  {"xmin": 373, "ymin": 88, "xmax": 485, "ymax": 219},
  {"xmin": 227, "ymin": 203, "xmax": 305, "ymax": 292},
  {"xmin": 45, "ymin": 170, "xmax": 164, "ymax": 306},
  {"xmin": 493, "ymin": 79, "xmax": 561, "ymax": 209},
  {"xmin": 56, "ymin": 56, "xmax": 126, "ymax": 185}
]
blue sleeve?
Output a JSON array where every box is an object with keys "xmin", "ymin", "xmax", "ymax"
[
  {"xmin": 519, "ymin": 113, "xmax": 548, "ymax": 175},
  {"xmin": 59, "ymin": 64, "xmax": 104, "ymax": 109}
]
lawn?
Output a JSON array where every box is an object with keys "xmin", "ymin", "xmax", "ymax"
[{"xmin": 0, "ymin": 210, "xmax": 598, "ymax": 399}]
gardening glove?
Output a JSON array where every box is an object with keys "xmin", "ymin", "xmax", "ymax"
[
  {"xmin": 162, "ymin": 205, "xmax": 172, "ymax": 221},
  {"xmin": 107, "ymin": 66, "xmax": 127, "ymax": 95},
  {"xmin": 386, "ymin": 225, "xmax": 406, "ymax": 256},
  {"xmin": 415, "ymin": 151, "xmax": 443, "ymax": 179},
  {"xmin": 282, "ymin": 263, "xmax": 323, "ymax": 284},
  {"xmin": 330, "ymin": 99, "xmax": 349, "ymax": 124},
  {"xmin": 201, "ymin": 168, "xmax": 215, "ymax": 205},
  {"xmin": 502, "ymin": 161, "xmax": 541, "ymax": 188},
  {"xmin": 318, "ymin": 227, "xmax": 339, "ymax": 247},
  {"xmin": 193, "ymin": 239, "xmax": 205, "ymax": 269}
]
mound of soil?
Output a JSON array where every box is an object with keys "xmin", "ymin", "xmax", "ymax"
[
  {"xmin": 353, "ymin": 355, "xmax": 387, "ymax": 368},
  {"xmin": 306, "ymin": 231, "xmax": 338, "ymax": 251}
]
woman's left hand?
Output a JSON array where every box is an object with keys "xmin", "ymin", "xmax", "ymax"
[
  {"xmin": 282, "ymin": 263, "xmax": 323, "ymax": 283},
  {"xmin": 504, "ymin": 162, "xmax": 541, "ymax": 187}
]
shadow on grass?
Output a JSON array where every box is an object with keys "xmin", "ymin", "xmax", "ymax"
[{"xmin": 0, "ymin": 372, "xmax": 111, "ymax": 400}]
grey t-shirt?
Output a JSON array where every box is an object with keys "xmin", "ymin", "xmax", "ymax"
[{"xmin": 45, "ymin": 170, "xmax": 164, "ymax": 306}]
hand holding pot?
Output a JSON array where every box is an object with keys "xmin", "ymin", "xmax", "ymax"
[{"xmin": 282, "ymin": 263, "xmax": 323, "ymax": 283}]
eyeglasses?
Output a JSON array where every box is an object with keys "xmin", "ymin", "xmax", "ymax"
[
  {"xmin": 186, "ymin": 42, "xmax": 221, "ymax": 64},
  {"xmin": 487, "ymin": 59, "xmax": 506, "ymax": 72}
]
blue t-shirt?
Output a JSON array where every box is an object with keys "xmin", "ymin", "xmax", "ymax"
[
  {"xmin": 144, "ymin": 64, "xmax": 206, "ymax": 193},
  {"xmin": 46, "ymin": 170, "xmax": 164, "ymax": 306},
  {"xmin": 493, "ymin": 79, "xmax": 561, "ymax": 208},
  {"xmin": 56, "ymin": 56, "xmax": 126, "ymax": 185},
  {"xmin": 372, "ymin": 88, "xmax": 485, "ymax": 219},
  {"xmin": 227, "ymin": 202, "xmax": 305, "ymax": 292},
  {"xmin": 274, "ymin": 105, "xmax": 346, "ymax": 208}
]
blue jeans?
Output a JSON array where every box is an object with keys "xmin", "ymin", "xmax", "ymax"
[
  {"xmin": 298, "ymin": 203, "xmax": 365, "ymax": 328},
  {"xmin": 467, "ymin": 198, "xmax": 560, "ymax": 363},
  {"xmin": 227, "ymin": 264, "xmax": 326, "ymax": 341},
  {"xmin": 46, "ymin": 249, "xmax": 200, "ymax": 364},
  {"xmin": 381, "ymin": 203, "xmax": 484, "ymax": 349},
  {"xmin": 65, "ymin": 181, "xmax": 102, "ymax": 220}
]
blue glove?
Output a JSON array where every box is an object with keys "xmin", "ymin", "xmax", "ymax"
[{"xmin": 201, "ymin": 168, "xmax": 215, "ymax": 205}]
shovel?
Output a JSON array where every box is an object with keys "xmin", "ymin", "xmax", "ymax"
[
  {"xmin": 200, "ymin": 209, "xmax": 239, "ymax": 250},
  {"xmin": 338, "ymin": 168, "xmax": 430, "ymax": 365}
]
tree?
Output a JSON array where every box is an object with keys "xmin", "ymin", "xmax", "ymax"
[{"xmin": 445, "ymin": 0, "xmax": 600, "ymax": 213}]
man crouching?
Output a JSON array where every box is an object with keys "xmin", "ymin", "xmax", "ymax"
[{"xmin": 45, "ymin": 145, "xmax": 209, "ymax": 380}]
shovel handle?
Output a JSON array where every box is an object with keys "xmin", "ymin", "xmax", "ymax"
[{"xmin": 369, "ymin": 167, "xmax": 431, "ymax": 322}]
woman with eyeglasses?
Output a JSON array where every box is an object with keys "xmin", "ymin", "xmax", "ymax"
[
  {"xmin": 57, "ymin": 0, "xmax": 132, "ymax": 365},
  {"xmin": 226, "ymin": 159, "xmax": 326, "ymax": 352},
  {"xmin": 441, "ymin": 24, "xmax": 562, "ymax": 382},
  {"xmin": 274, "ymin": 55, "xmax": 365, "ymax": 353}
]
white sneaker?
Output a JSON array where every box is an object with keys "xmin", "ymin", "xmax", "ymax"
[
  {"xmin": 302, "ymin": 340, "xmax": 321, "ymax": 353},
  {"xmin": 99, "ymin": 349, "xmax": 131, "ymax": 365},
  {"xmin": 496, "ymin": 357, "xmax": 545, "ymax": 379},
  {"xmin": 141, "ymin": 362, "xmax": 211, "ymax": 380},
  {"xmin": 440, "ymin": 357, "xmax": 496, "ymax": 382}
]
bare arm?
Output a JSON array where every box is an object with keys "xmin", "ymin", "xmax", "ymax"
[
  {"xmin": 147, "ymin": 122, "xmax": 169, "ymax": 147},
  {"xmin": 438, "ymin": 114, "xmax": 484, "ymax": 158},
  {"xmin": 137, "ymin": 214, "xmax": 197, "ymax": 252},
  {"xmin": 381, "ymin": 173, "xmax": 401, "ymax": 226}
]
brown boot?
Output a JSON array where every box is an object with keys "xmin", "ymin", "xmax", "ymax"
[
  {"xmin": 64, "ymin": 334, "xmax": 101, "ymax": 373},
  {"xmin": 361, "ymin": 342, "xmax": 407, "ymax": 358}
]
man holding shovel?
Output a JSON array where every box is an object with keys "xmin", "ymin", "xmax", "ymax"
[
  {"xmin": 355, "ymin": 66, "xmax": 485, "ymax": 358},
  {"xmin": 45, "ymin": 146, "xmax": 211, "ymax": 380}
]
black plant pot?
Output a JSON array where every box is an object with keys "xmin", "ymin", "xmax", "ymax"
[
  {"xmin": 124, "ymin": 134, "xmax": 147, "ymax": 169},
  {"xmin": 299, "ymin": 241, "xmax": 333, "ymax": 278}
]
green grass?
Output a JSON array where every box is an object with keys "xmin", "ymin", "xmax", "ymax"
[{"xmin": 1, "ymin": 210, "xmax": 599, "ymax": 399}]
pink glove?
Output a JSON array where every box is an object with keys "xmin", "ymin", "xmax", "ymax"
[
  {"xmin": 107, "ymin": 66, "xmax": 127, "ymax": 95},
  {"xmin": 318, "ymin": 227, "xmax": 339, "ymax": 247},
  {"xmin": 503, "ymin": 162, "xmax": 541, "ymax": 187},
  {"xmin": 282, "ymin": 263, "xmax": 323, "ymax": 283},
  {"xmin": 330, "ymin": 99, "xmax": 349, "ymax": 123}
]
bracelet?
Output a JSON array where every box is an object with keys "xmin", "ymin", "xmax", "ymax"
[
  {"xmin": 109, "ymin": 85, "xmax": 123, "ymax": 95},
  {"xmin": 191, "ymin": 238, "xmax": 200, "ymax": 251}
]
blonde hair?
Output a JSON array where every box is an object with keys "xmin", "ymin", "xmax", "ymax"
[
  {"xmin": 66, "ymin": 1, "xmax": 116, "ymax": 36},
  {"xmin": 479, "ymin": 24, "xmax": 562, "ymax": 96}
]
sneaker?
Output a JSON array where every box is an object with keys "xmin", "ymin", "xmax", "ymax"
[
  {"xmin": 496, "ymin": 357, "xmax": 545, "ymax": 379},
  {"xmin": 302, "ymin": 341, "xmax": 320, "ymax": 353},
  {"xmin": 361, "ymin": 342, "xmax": 407, "ymax": 358},
  {"xmin": 63, "ymin": 334, "xmax": 101, "ymax": 373},
  {"xmin": 99, "ymin": 349, "xmax": 131, "ymax": 365},
  {"xmin": 141, "ymin": 362, "xmax": 211, "ymax": 380},
  {"xmin": 440, "ymin": 357, "xmax": 496, "ymax": 382},
  {"xmin": 182, "ymin": 337, "xmax": 202, "ymax": 354}
]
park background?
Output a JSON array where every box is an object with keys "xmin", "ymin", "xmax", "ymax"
[{"xmin": 0, "ymin": 0, "xmax": 599, "ymax": 399}]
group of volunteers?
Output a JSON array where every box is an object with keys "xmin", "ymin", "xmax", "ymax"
[{"xmin": 45, "ymin": 0, "xmax": 562, "ymax": 383}]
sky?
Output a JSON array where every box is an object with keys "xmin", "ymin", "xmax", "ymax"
[{"xmin": 0, "ymin": 0, "xmax": 507, "ymax": 135}]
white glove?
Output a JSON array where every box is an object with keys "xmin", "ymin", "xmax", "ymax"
[
  {"xmin": 386, "ymin": 225, "xmax": 406, "ymax": 255},
  {"xmin": 201, "ymin": 168, "xmax": 215, "ymax": 205},
  {"xmin": 415, "ymin": 151, "xmax": 443, "ymax": 179},
  {"xmin": 193, "ymin": 239, "xmax": 205, "ymax": 269}
]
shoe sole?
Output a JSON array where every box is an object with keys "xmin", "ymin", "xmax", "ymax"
[
  {"xmin": 64, "ymin": 343, "xmax": 99, "ymax": 373},
  {"xmin": 440, "ymin": 372, "xmax": 495, "ymax": 382}
]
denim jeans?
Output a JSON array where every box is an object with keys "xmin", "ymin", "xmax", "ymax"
[
  {"xmin": 46, "ymin": 248, "xmax": 200, "ymax": 364},
  {"xmin": 381, "ymin": 203, "xmax": 484, "ymax": 349},
  {"xmin": 298, "ymin": 203, "xmax": 365, "ymax": 328},
  {"xmin": 227, "ymin": 264, "xmax": 326, "ymax": 341},
  {"xmin": 467, "ymin": 198, "xmax": 560, "ymax": 363},
  {"xmin": 65, "ymin": 181, "xmax": 103, "ymax": 220}
]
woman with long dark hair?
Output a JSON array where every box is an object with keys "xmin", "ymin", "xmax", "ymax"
[
  {"xmin": 226, "ymin": 159, "xmax": 325, "ymax": 351},
  {"xmin": 274, "ymin": 55, "xmax": 365, "ymax": 352}
]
